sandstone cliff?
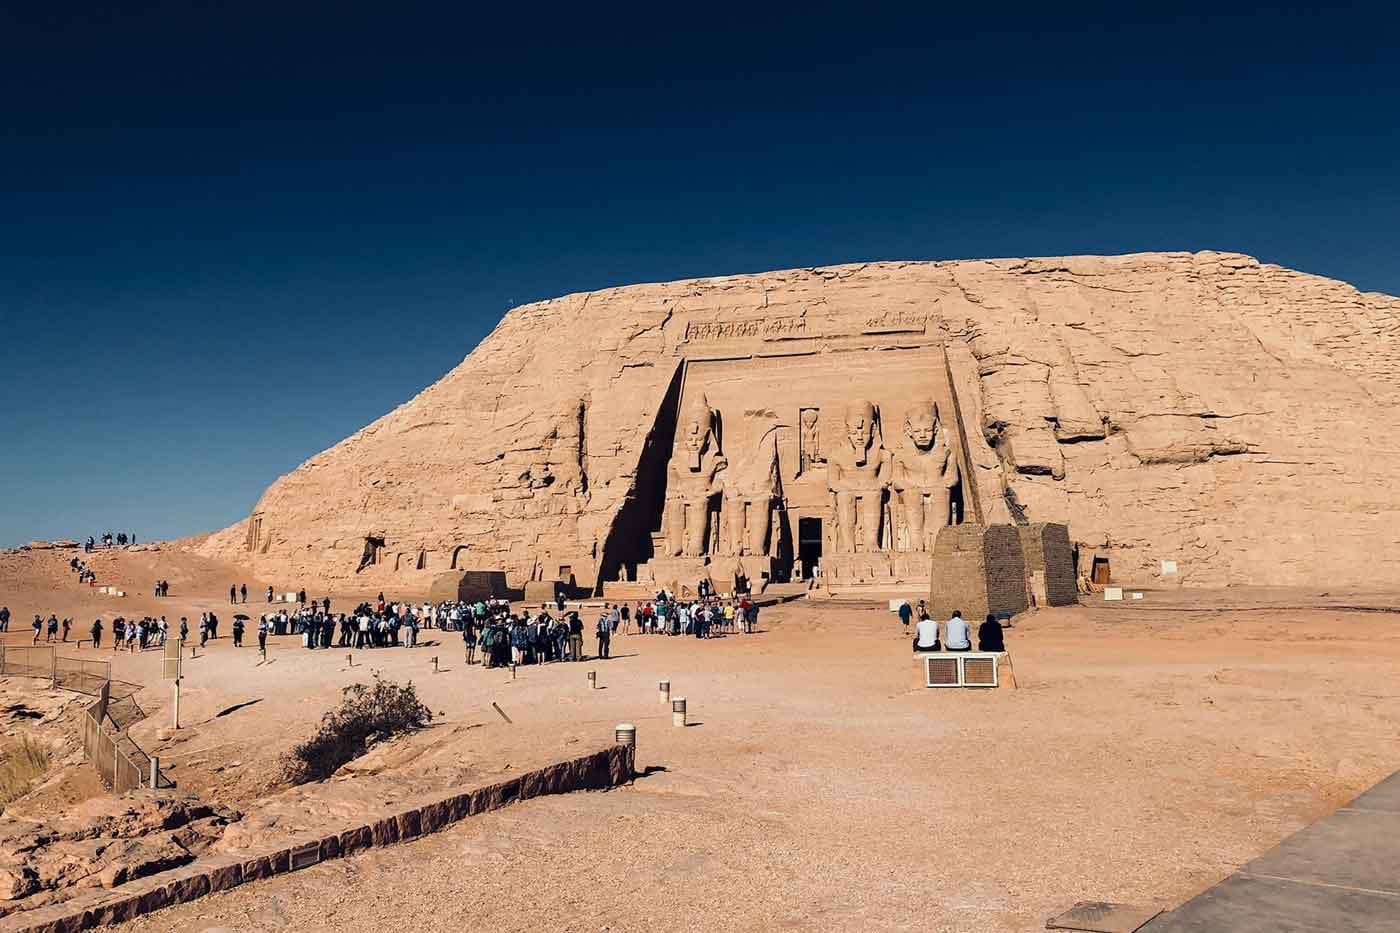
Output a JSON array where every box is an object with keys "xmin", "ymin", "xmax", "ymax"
[{"xmin": 198, "ymin": 252, "xmax": 1400, "ymax": 592}]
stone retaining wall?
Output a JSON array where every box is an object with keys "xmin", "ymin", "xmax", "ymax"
[{"xmin": 1, "ymin": 744, "xmax": 634, "ymax": 933}]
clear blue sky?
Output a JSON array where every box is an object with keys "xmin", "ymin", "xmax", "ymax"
[{"xmin": 2, "ymin": 2, "xmax": 1396, "ymax": 547}]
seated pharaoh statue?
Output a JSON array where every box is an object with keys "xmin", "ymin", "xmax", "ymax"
[
  {"xmin": 891, "ymin": 398, "xmax": 961, "ymax": 551},
  {"xmin": 663, "ymin": 394, "xmax": 727, "ymax": 558},
  {"xmin": 826, "ymin": 400, "xmax": 890, "ymax": 553}
]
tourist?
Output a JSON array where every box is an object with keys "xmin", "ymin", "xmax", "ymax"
[
  {"xmin": 232, "ymin": 616, "xmax": 244, "ymax": 647},
  {"xmin": 596, "ymin": 611, "xmax": 612, "ymax": 659},
  {"xmin": 978, "ymin": 613, "xmax": 1005, "ymax": 652},
  {"xmin": 898, "ymin": 600, "xmax": 913, "ymax": 629},
  {"xmin": 61, "ymin": 618, "xmax": 70, "ymax": 642},
  {"xmin": 917, "ymin": 600, "xmax": 930, "ymax": 624},
  {"xmin": 944, "ymin": 610, "xmax": 971, "ymax": 652},
  {"xmin": 913, "ymin": 613, "xmax": 941, "ymax": 652},
  {"xmin": 90, "ymin": 619, "xmax": 102, "ymax": 649},
  {"xmin": 266, "ymin": 585, "xmax": 274, "ymax": 603},
  {"xmin": 257, "ymin": 617, "xmax": 268, "ymax": 653},
  {"xmin": 568, "ymin": 611, "xmax": 584, "ymax": 661},
  {"xmin": 462, "ymin": 614, "xmax": 477, "ymax": 664},
  {"xmin": 46, "ymin": 614, "xmax": 58, "ymax": 643},
  {"xmin": 619, "ymin": 602, "xmax": 631, "ymax": 634},
  {"xmin": 241, "ymin": 583, "xmax": 248, "ymax": 604},
  {"xmin": 0, "ymin": 606, "xmax": 9, "ymax": 632},
  {"xmin": 229, "ymin": 584, "xmax": 237, "ymax": 605},
  {"xmin": 179, "ymin": 618, "xmax": 189, "ymax": 644},
  {"xmin": 112, "ymin": 618, "xmax": 124, "ymax": 649},
  {"xmin": 31, "ymin": 615, "xmax": 42, "ymax": 644},
  {"xmin": 199, "ymin": 616, "xmax": 209, "ymax": 647}
]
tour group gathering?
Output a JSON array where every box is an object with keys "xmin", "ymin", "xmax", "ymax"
[{"xmin": 4, "ymin": 541, "xmax": 1011, "ymax": 665}]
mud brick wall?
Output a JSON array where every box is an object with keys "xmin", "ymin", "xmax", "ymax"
[
  {"xmin": 1017, "ymin": 523, "xmax": 1078, "ymax": 608},
  {"xmin": 982, "ymin": 525, "xmax": 1029, "ymax": 618},
  {"xmin": 1038, "ymin": 523, "xmax": 1078, "ymax": 606},
  {"xmin": 929, "ymin": 524, "xmax": 990, "ymax": 620}
]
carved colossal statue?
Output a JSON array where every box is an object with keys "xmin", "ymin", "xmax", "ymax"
[
  {"xmin": 891, "ymin": 398, "xmax": 961, "ymax": 551},
  {"xmin": 663, "ymin": 394, "xmax": 727, "ymax": 557},
  {"xmin": 826, "ymin": 400, "xmax": 890, "ymax": 553},
  {"xmin": 722, "ymin": 426, "xmax": 781, "ymax": 557},
  {"xmin": 799, "ymin": 408, "xmax": 822, "ymax": 474}
]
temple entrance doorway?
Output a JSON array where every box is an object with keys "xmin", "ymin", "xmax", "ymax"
[
  {"xmin": 1091, "ymin": 557, "xmax": 1111, "ymax": 586},
  {"xmin": 798, "ymin": 517, "xmax": 823, "ymax": 579}
]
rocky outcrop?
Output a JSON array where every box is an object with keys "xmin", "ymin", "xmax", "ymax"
[
  {"xmin": 198, "ymin": 252, "xmax": 1400, "ymax": 590},
  {"xmin": 0, "ymin": 744, "xmax": 633, "ymax": 933},
  {"xmin": 0, "ymin": 796, "xmax": 238, "ymax": 918}
]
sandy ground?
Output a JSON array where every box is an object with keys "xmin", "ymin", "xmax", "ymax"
[{"xmin": 3, "ymin": 546, "xmax": 1399, "ymax": 932}]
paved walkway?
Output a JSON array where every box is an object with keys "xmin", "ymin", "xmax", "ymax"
[{"xmin": 1144, "ymin": 770, "xmax": 1400, "ymax": 932}]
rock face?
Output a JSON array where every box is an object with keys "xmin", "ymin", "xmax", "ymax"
[{"xmin": 199, "ymin": 252, "xmax": 1400, "ymax": 591}]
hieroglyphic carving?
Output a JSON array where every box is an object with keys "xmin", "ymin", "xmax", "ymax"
[
  {"xmin": 662, "ymin": 394, "xmax": 727, "ymax": 557},
  {"xmin": 862, "ymin": 310, "xmax": 928, "ymax": 334},
  {"xmin": 827, "ymin": 401, "xmax": 891, "ymax": 553},
  {"xmin": 891, "ymin": 399, "xmax": 961, "ymax": 552},
  {"xmin": 684, "ymin": 316, "xmax": 808, "ymax": 342}
]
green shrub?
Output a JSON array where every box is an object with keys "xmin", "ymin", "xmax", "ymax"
[{"xmin": 283, "ymin": 675, "xmax": 432, "ymax": 784}]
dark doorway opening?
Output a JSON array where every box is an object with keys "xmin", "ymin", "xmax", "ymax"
[
  {"xmin": 1091, "ymin": 557, "xmax": 1111, "ymax": 586},
  {"xmin": 798, "ymin": 517, "xmax": 823, "ymax": 579}
]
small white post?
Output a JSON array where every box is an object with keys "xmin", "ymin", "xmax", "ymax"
[
  {"xmin": 659, "ymin": 680, "xmax": 670, "ymax": 704},
  {"xmin": 171, "ymin": 679, "xmax": 180, "ymax": 730},
  {"xmin": 150, "ymin": 756, "xmax": 160, "ymax": 789},
  {"xmin": 672, "ymin": 697, "xmax": 687, "ymax": 727}
]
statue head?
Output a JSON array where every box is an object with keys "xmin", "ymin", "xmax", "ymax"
[
  {"xmin": 679, "ymin": 394, "xmax": 716, "ymax": 471},
  {"xmin": 801, "ymin": 408, "xmax": 818, "ymax": 430},
  {"xmin": 904, "ymin": 399, "xmax": 941, "ymax": 451},
  {"xmin": 843, "ymin": 400, "xmax": 877, "ymax": 465}
]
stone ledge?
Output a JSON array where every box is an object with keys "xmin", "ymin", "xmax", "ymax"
[{"xmin": 0, "ymin": 744, "xmax": 634, "ymax": 933}]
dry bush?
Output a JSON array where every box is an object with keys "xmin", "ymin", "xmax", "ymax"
[
  {"xmin": 282, "ymin": 675, "xmax": 432, "ymax": 785},
  {"xmin": 0, "ymin": 737, "xmax": 52, "ymax": 810}
]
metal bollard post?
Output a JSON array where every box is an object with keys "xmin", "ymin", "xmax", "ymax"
[
  {"xmin": 588, "ymin": 670, "xmax": 597, "ymax": 689},
  {"xmin": 150, "ymin": 756, "xmax": 160, "ymax": 789},
  {"xmin": 672, "ymin": 697, "xmax": 687, "ymax": 727},
  {"xmin": 615, "ymin": 723, "xmax": 636, "ymax": 748},
  {"xmin": 659, "ymin": 680, "xmax": 670, "ymax": 704}
]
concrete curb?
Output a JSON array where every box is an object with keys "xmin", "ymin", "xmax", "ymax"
[{"xmin": 1, "ymin": 744, "xmax": 635, "ymax": 933}]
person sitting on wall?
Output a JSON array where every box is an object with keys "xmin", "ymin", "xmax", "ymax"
[
  {"xmin": 913, "ymin": 613, "xmax": 941, "ymax": 652},
  {"xmin": 944, "ymin": 610, "xmax": 971, "ymax": 652},
  {"xmin": 978, "ymin": 613, "xmax": 1006, "ymax": 652}
]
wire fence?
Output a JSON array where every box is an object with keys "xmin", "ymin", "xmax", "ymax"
[
  {"xmin": 1, "ymin": 646, "xmax": 169, "ymax": 792},
  {"xmin": 0, "ymin": 645, "xmax": 57, "ymax": 680},
  {"xmin": 55, "ymin": 655, "xmax": 112, "ymax": 695},
  {"xmin": 80, "ymin": 684, "xmax": 172, "ymax": 792}
]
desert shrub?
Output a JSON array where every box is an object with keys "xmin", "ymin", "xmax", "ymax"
[
  {"xmin": 283, "ymin": 675, "xmax": 432, "ymax": 785},
  {"xmin": 0, "ymin": 737, "xmax": 52, "ymax": 810}
]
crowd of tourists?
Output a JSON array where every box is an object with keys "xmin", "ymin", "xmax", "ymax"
[
  {"xmin": 84, "ymin": 532, "xmax": 136, "ymax": 552},
  {"xmin": 68, "ymin": 557, "xmax": 97, "ymax": 584},
  {"xmin": 898, "ymin": 600, "xmax": 1007, "ymax": 653}
]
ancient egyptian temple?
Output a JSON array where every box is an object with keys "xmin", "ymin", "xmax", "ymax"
[{"xmin": 202, "ymin": 255, "xmax": 1400, "ymax": 596}]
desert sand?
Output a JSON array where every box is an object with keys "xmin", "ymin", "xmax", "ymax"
[{"xmin": 2, "ymin": 545, "xmax": 1398, "ymax": 931}]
